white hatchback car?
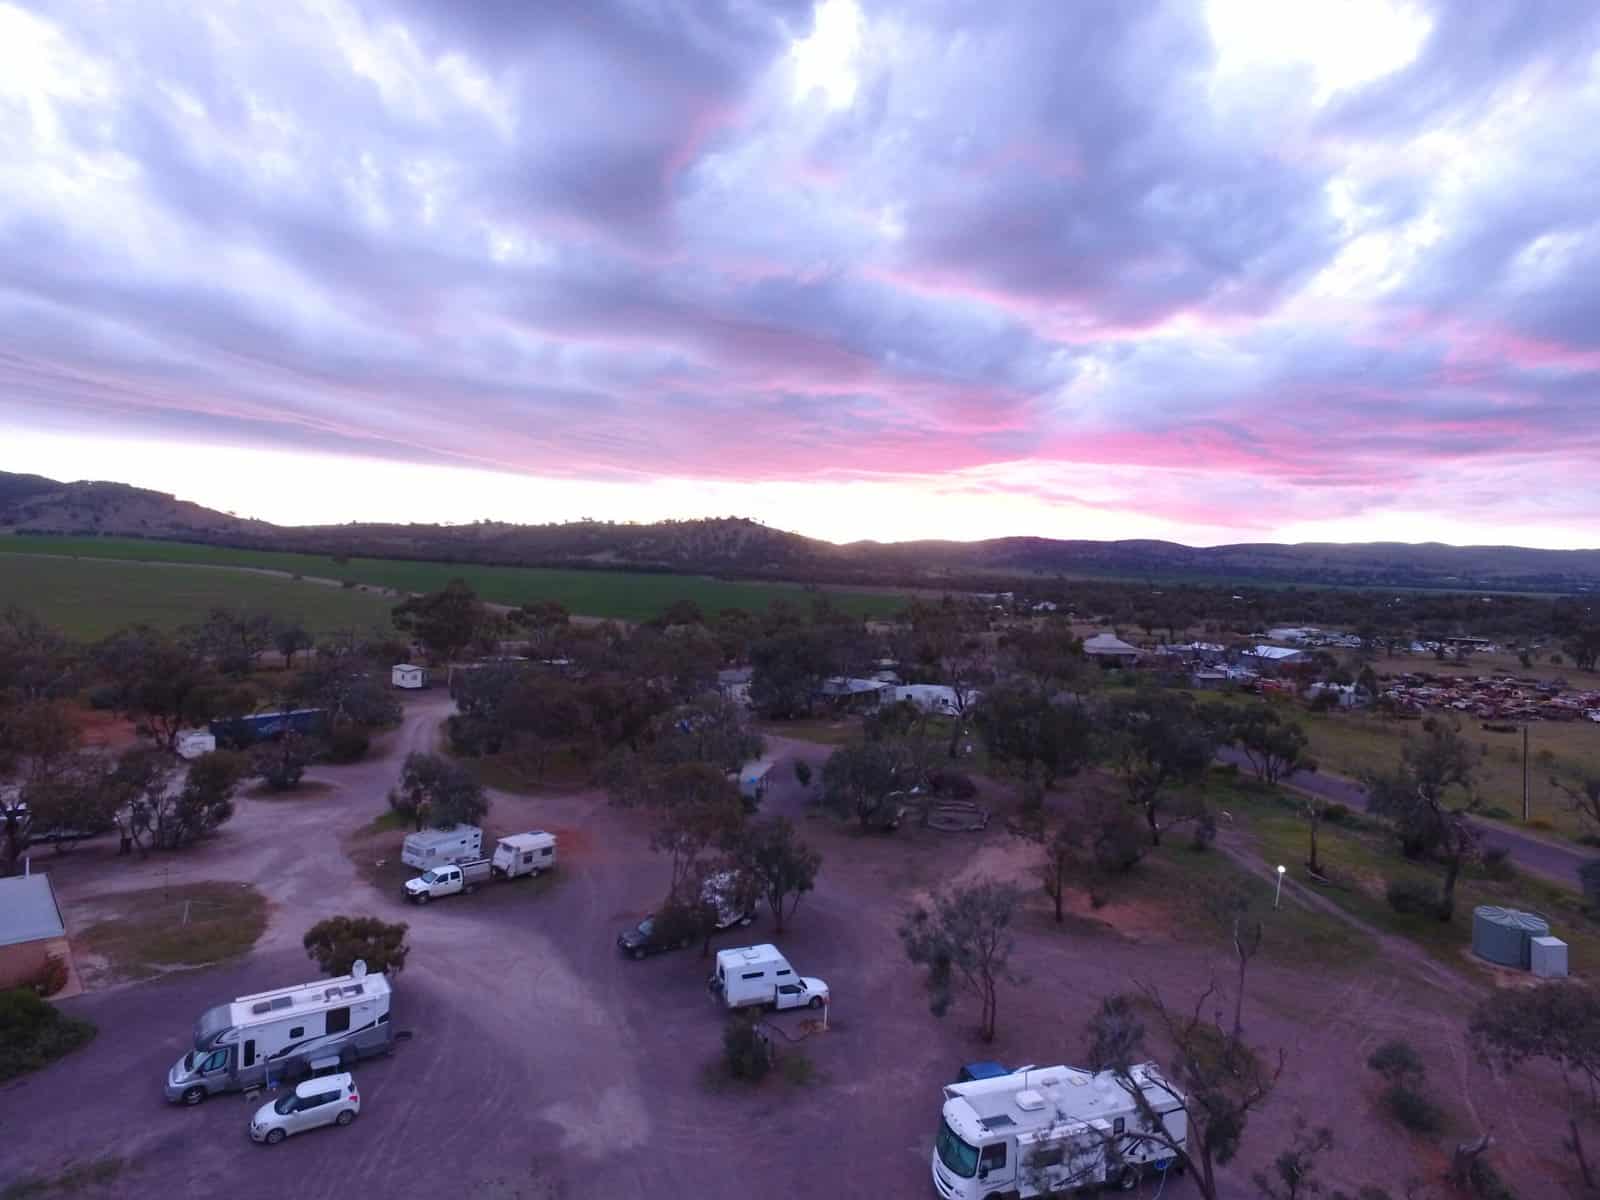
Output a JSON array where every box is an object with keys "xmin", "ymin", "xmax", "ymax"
[{"xmin": 250, "ymin": 1073, "xmax": 361, "ymax": 1145}]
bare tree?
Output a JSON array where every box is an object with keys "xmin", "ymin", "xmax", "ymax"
[
  {"xmin": 899, "ymin": 879, "xmax": 1024, "ymax": 1042},
  {"xmin": 1208, "ymin": 885, "xmax": 1265, "ymax": 1038},
  {"xmin": 1252, "ymin": 1117, "xmax": 1334, "ymax": 1200}
]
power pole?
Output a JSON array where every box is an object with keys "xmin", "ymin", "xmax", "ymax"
[{"xmin": 1522, "ymin": 724, "xmax": 1530, "ymax": 823}]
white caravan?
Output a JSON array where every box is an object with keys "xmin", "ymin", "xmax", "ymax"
[
  {"xmin": 931, "ymin": 1063, "xmax": 1187, "ymax": 1198},
  {"xmin": 710, "ymin": 944, "xmax": 829, "ymax": 1012},
  {"xmin": 491, "ymin": 831, "xmax": 556, "ymax": 878},
  {"xmin": 165, "ymin": 965, "xmax": 392, "ymax": 1105},
  {"xmin": 401, "ymin": 825, "xmax": 482, "ymax": 870}
]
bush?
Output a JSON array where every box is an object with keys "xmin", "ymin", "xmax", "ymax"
[
  {"xmin": 85, "ymin": 684, "xmax": 120, "ymax": 711},
  {"xmin": 1527, "ymin": 818, "xmax": 1553, "ymax": 832},
  {"xmin": 1479, "ymin": 845, "xmax": 1515, "ymax": 881},
  {"xmin": 1367, "ymin": 1038, "xmax": 1425, "ymax": 1086},
  {"xmin": 1386, "ymin": 878, "xmax": 1444, "ymax": 916},
  {"xmin": 303, "ymin": 915, "xmax": 410, "ymax": 977},
  {"xmin": 927, "ymin": 769, "xmax": 977, "ymax": 800},
  {"xmin": 29, "ymin": 955, "xmax": 69, "ymax": 998},
  {"xmin": 324, "ymin": 726, "xmax": 371, "ymax": 764},
  {"xmin": 1467, "ymin": 1157, "xmax": 1516, "ymax": 1200},
  {"xmin": 0, "ymin": 988, "xmax": 96, "ymax": 1082},
  {"xmin": 1579, "ymin": 833, "xmax": 1600, "ymax": 849},
  {"xmin": 1479, "ymin": 805, "xmax": 1514, "ymax": 820},
  {"xmin": 1382, "ymin": 1083, "xmax": 1442, "ymax": 1133},
  {"xmin": 1323, "ymin": 802, "xmax": 1350, "ymax": 825},
  {"xmin": 1188, "ymin": 806, "xmax": 1217, "ymax": 851},
  {"xmin": 721, "ymin": 1016, "xmax": 772, "ymax": 1082}
]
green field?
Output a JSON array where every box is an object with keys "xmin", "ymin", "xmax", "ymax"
[
  {"xmin": 0, "ymin": 555, "xmax": 396, "ymax": 640},
  {"xmin": 0, "ymin": 536, "xmax": 906, "ymax": 622}
]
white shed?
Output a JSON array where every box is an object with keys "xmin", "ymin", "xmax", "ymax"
[{"xmin": 392, "ymin": 664, "xmax": 428, "ymax": 690}]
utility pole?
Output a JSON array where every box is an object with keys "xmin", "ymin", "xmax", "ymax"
[{"xmin": 1522, "ymin": 724, "xmax": 1530, "ymax": 823}]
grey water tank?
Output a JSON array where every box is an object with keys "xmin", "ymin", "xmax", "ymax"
[{"xmin": 1472, "ymin": 906, "xmax": 1549, "ymax": 968}]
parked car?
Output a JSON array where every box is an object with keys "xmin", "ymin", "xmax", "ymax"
[
  {"xmin": 249, "ymin": 1073, "xmax": 361, "ymax": 1145},
  {"xmin": 616, "ymin": 914, "xmax": 694, "ymax": 960}
]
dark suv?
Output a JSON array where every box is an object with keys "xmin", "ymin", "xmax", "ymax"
[{"xmin": 616, "ymin": 913, "xmax": 693, "ymax": 960}]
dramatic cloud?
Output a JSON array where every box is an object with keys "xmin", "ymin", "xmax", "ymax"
[{"xmin": 2, "ymin": 0, "xmax": 1598, "ymax": 545}]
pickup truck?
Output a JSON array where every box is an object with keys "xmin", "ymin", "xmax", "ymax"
[{"xmin": 403, "ymin": 858, "xmax": 491, "ymax": 904}]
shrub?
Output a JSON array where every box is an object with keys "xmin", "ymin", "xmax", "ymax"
[
  {"xmin": 1479, "ymin": 845, "xmax": 1515, "ymax": 881},
  {"xmin": 303, "ymin": 915, "xmax": 410, "ymax": 977},
  {"xmin": 928, "ymin": 769, "xmax": 977, "ymax": 800},
  {"xmin": 29, "ymin": 955, "xmax": 69, "ymax": 998},
  {"xmin": 0, "ymin": 989, "xmax": 96, "ymax": 1082},
  {"xmin": 1382, "ymin": 1083, "xmax": 1442, "ymax": 1133},
  {"xmin": 1367, "ymin": 1038, "xmax": 1425, "ymax": 1086},
  {"xmin": 1480, "ymin": 805, "xmax": 1513, "ymax": 820},
  {"xmin": 1579, "ymin": 833, "xmax": 1600, "ymax": 849},
  {"xmin": 85, "ymin": 684, "xmax": 120, "ymax": 711},
  {"xmin": 793, "ymin": 760, "xmax": 812, "ymax": 789},
  {"xmin": 1528, "ymin": 817, "xmax": 1554, "ymax": 832},
  {"xmin": 324, "ymin": 726, "xmax": 371, "ymax": 764},
  {"xmin": 1323, "ymin": 802, "xmax": 1350, "ymax": 824},
  {"xmin": 721, "ymin": 1016, "xmax": 772, "ymax": 1082},
  {"xmin": 1467, "ymin": 1157, "xmax": 1516, "ymax": 1200},
  {"xmin": 1386, "ymin": 878, "xmax": 1443, "ymax": 916}
]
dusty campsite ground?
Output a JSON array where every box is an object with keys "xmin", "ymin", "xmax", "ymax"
[{"xmin": 0, "ymin": 695, "xmax": 1578, "ymax": 1199}]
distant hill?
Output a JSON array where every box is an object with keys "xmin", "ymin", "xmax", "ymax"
[{"xmin": 2, "ymin": 469, "xmax": 1597, "ymax": 593}]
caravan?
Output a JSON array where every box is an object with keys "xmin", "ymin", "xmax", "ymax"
[
  {"xmin": 931, "ymin": 1063, "xmax": 1186, "ymax": 1197},
  {"xmin": 401, "ymin": 825, "xmax": 482, "ymax": 870},
  {"xmin": 164, "ymin": 965, "xmax": 392, "ymax": 1105}
]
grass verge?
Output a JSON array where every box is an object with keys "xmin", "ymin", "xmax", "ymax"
[
  {"xmin": 0, "ymin": 1157, "xmax": 125, "ymax": 1200},
  {"xmin": 76, "ymin": 882, "xmax": 268, "ymax": 981}
]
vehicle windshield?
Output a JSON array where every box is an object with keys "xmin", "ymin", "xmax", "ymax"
[
  {"xmin": 636, "ymin": 918, "xmax": 654, "ymax": 937},
  {"xmin": 936, "ymin": 1118, "xmax": 980, "ymax": 1179},
  {"xmin": 273, "ymin": 1094, "xmax": 298, "ymax": 1116},
  {"xmin": 420, "ymin": 870, "xmax": 439, "ymax": 884},
  {"xmin": 182, "ymin": 1051, "xmax": 195, "ymax": 1072}
]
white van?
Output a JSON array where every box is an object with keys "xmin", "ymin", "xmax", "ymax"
[
  {"xmin": 401, "ymin": 825, "xmax": 482, "ymax": 870},
  {"xmin": 491, "ymin": 831, "xmax": 556, "ymax": 878},
  {"xmin": 709, "ymin": 944, "xmax": 829, "ymax": 1012}
]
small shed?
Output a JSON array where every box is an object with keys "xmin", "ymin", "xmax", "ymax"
[
  {"xmin": 1531, "ymin": 936, "xmax": 1569, "ymax": 978},
  {"xmin": 392, "ymin": 664, "xmax": 428, "ymax": 690},
  {"xmin": 1472, "ymin": 906, "xmax": 1549, "ymax": 968},
  {"xmin": 0, "ymin": 874, "xmax": 67, "ymax": 991}
]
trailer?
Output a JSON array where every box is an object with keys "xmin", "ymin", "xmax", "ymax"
[
  {"xmin": 209, "ymin": 708, "xmax": 329, "ymax": 749},
  {"xmin": 932, "ymin": 1063, "xmax": 1186, "ymax": 1198},
  {"xmin": 491, "ymin": 831, "xmax": 556, "ymax": 878},
  {"xmin": 164, "ymin": 963, "xmax": 392, "ymax": 1105},
  {"xmin": 401, "ymin": 825, "xmax": 482, "ymax": 870}
]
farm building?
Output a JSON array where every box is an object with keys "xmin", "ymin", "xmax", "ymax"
[
  {"xmin": 818, "ymin": 677, "xmax": 890, "ymax": 711},
  {"xmin": 1242, "ymin": 645, "xmax": 1307, "ymax": 673},
  {"xmin": 392, "ymin": 663, "xmax": 429, "ymax": 689},
  {"xmin": 885, "ymin": 684, "xmax": 974, "ymax": 714},
  {"xmin": 1082, "ymin": 633, "xmax": 1141, "ymax": 665},
  {"xmin": 0, "ymin": 873, "xmax": 66, "ymax": 991}
]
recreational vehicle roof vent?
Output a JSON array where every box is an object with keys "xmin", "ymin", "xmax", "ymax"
[
  {"xmin": 251, "ymin": 1001, "xmax": 272, "ymax": 1015},
  {"xmin": 1015, "ymin": 1089, "xmax": 1047, "ymax": 1112},
  {"xmin": 270, "ymin": 995, "xmax": 293, "ymax": 1011},
  {"xmin": 979, "ymin": 1114, "xmax": 1016, "ymax": 1131}
]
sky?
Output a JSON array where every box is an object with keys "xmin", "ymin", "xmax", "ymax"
[{"xmin": 2, "ymin": 0, "xmax": 1599, "ymax": 549}]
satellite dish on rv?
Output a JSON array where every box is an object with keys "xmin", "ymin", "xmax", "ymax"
[{"xmin": 351, "ymin": 959, "xmax": 368, "ymax": 979}]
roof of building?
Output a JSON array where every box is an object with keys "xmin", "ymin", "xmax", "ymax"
[
  {"xmin": 1248, "ymin": 645, "xmax": 1305, "ymax": 661},
  {"xmin": 1082, "ymin": 633, "xmax": 1140, "ymax": 656},
  {"xmin": 819, "ymin": 677, "xmax": 890, "ymax": 695},
  {"xmin": 0, "ymin": 874, "xmax": 65, "ymax": 947}
]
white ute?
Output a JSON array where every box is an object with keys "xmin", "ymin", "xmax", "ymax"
[
  {"xmin": 405, "ymin": 832, "xmax": 557, "ymax": 903},
  {"xmin": 709, "ymin": 944, "xmax": 829, "ymax": 1012},
  {"xmin": 932, "ymin": 1063, "xmax": 1187, "ymax": 1198}
]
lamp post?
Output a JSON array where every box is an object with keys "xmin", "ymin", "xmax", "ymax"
[{"xmin": 1274, "ymin": 864, "xmax": 1287, "ymax": 910}]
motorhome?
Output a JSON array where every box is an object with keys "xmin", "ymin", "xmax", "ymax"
[
  {"xmin": 401, "ymin": 825, "xmax": 482, "ymax": 870},
  {"xmin": 709, "ymin": 944, "xmax": 829, "ymax": 1012},
  {"xmin": 931, "ymin": 1063, "xmax": 1186, "ymax": 1198},
  {"xmin": 164, "ymin": 964, "xmax": 392, "ymax": 1105}
]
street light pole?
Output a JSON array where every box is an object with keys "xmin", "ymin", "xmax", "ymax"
[{"xmin": 1274, "ymin": 864, "xmax": 1287, "ymax": 910}]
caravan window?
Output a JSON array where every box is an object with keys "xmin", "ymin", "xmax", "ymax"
[
  {"xmin": 326, "ymin": 1007, "xmax": 351, "ymax": 1034},
  {"xmin": 980, "ymin": 1143, "xmax": 1007, "ymax": 1172},
  {"xmin": 243, "ymin": 1040, "xmax": 256, "ymax": 1068},
  {"xmin": 289, "ymin": 1027, "xmax": 305, "ymax": 1039},
  {"xmin": 741, "ymin": 971, "xmax": 765, "ymax": 981}
]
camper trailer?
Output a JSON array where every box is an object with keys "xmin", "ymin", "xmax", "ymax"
[
  {"xmin": 931, "ymin": 1063, "xmax": 1187, "ymax": 1198},
  {"xmin": 491, "ymin": 831, "xmax": 556, "ymax": 878},
  {"xmin": 736, "ymin": 757, "xmax": 777, "ymax": 808},
  {"xmin": 391, "ymin": 664, "xmax": 428, "ymax": 690},
  {"xmin": 164, "ymin": 965, "xmax": 392, "ymax": 1105},
  {"xmin": 709, "ymin": 944, "xmax": 829, "ymax": 1012},
  {"xmin": 401, "ymin": 825, "xmax": 482, "ymax": 870}
]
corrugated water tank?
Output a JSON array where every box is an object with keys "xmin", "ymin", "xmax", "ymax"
[{"xmin": 1472, "ymin": 906, "xmax": 1549, "ymax": 968}]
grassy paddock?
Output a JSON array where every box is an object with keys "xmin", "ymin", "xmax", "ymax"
[
  {"xmin": 76, "ymin": 882, "xmax": 269, "ymax": 981},
  {"xmin": 0, "ymin": 554, "xmax": 395, "ymax": 640},
  {"xmin": 1208, "ymin": 776, "xmax": 1600, "ymax": 973},
  {"xmin": 0, "ymin": 536, "xmax": 907, "ymax": 621}
]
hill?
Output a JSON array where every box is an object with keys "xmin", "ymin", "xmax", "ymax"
[{"xmin": 2, "ymin": 469, "xmax": 1597, "ymax": 593}]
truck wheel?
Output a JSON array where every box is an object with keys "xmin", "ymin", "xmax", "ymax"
[
  {"xmin": 1117, "ymin": 1166, "xmax": 1142, "ymax": 1190},
  {"xmin": 181, "ymin": 1085, "xmax": 206, "ymax": 1106},
  {"xmin": 809, "ymin": 996, "xmax": 824, "ymax": 1010},
  {"xmin": 415, "ymin": 892, "xmax": 430, "ymax": 905},
  {"xmin": 265, "ymin": 1128, "xmax": 286, "ymax": 1145},
  {"xmin": 632, "ymin": 947, "xmax": 645, "ymax": 960},
  {"xmin": 336, "ymin": 1109, "xmax": 356, "ymax": 1127}
]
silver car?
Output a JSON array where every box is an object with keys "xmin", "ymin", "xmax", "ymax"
[{"xmin": 249, "ymin": 1073, "xmax": 361, "ymax": 1145}]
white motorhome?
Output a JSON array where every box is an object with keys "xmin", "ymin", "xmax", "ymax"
[
  {"xmin": 401, "ymin": 825, "xmax": 482, "ymax": 870},
  {"xmin": 491, "ymin": 831, "xmax": 556, "ymax": 878},
  {"xmin": 164, "ymin": 965, "xmax": 392, "ymax": 1105},
  {"xmin": 932, "ymin": 1063, "xmax": 1187, "ymax": 1198},
  {"xmin": 709, "ymin": 944, "xmax": 829, "ymax": 1012}
]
